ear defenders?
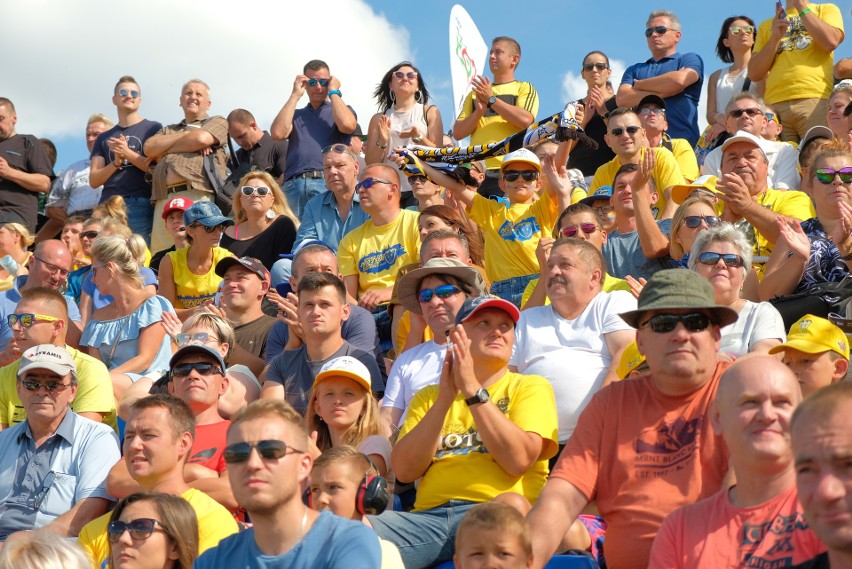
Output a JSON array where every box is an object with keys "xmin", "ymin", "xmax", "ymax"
[{"xmin": 307, "ymin": 454, "xmax": 391, "ymax": 515}]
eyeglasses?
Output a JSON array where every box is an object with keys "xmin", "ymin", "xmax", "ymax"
[
  {"xmin": 593, "ymin": 204, "xmax": 614, "ymax": 216},
  {"xmin": 118, "ymin": 89, "xmax": 140, "ymax": 98},
  {"xmin": 582, "ymin": 62, "xmax": 609, "ymax": 72},
  {"xmin": 189, "ymin": 223, "xmax": 227, "ymax": 234},
  {"xmin": 33, "ymin": 471, "xmax": 56, "ymax": 511},
  {"xmin": 610, "ymin": 126, "xmax": 641, "ymax": 137},
  {"xmin": 418, "ymin": 284, "xmax": 462, "ymax": 304},
  {"xmin": 223, "ymin": 439, "xmax": 304, "ymax": 464},
  {"xmin": 81, "ymin": 230, "xmax": 99, "ymax": 239},
  {"xmin": 639, "ymin": 107, "xmax": 665, "ymax": 117},
  {"xmin": 18, "ymin": 378, "xmax": 72, "ymax": 394},
  {"xmin": 765, "ymin": 112, "xmax": 780, "ymax": 125},
  {"xmin": 729, "ymin": 25, "xmax": 755, "ymax": 35},
  {"xmin": 698, "ymin": 251, "xmax": 746, "ymax": 267},
  {"xmin": 175, "ymin": 332, "xmax": 219, "ymax": 347},
  {"xmin": 503, "ymin": 170, "xmax": 539, "ymax": 182},
  {"xmin": 240, "ymin": 185, "xmax": 270, "ymax": 197},
  {"xmin": 561, "ymin": 223, "xmax": 598, "ymax": 238},
  {"xmin": 107, "ymin": 518, "xmax": 169, "ymax": 543},
  {"xmin": 307, "ymin": 78, "xmax": 329, "ymax": 87},
  {"xmin": 641, "ymin": 313, "xmax": 712, "ymax": 333},
  {"xmin": 91, "ymin": 263, "xmax": 107, "ymax": 277},
  {"xmin": 408, "ymin": 175, "xmax": 428, "ymax": 185},
  {"xmin": 7, "ymin": 313, "xmax": 59, "ymax": 328},
  {"xmin": 683, "ymin": 215, "xmax": 721, "ymax": 229},
  {"xmin": 33, "ymin": 256, "xmax": 70, "ymax": 278},
  {"xmin": 170, "ymin": 362, "xmax": 224, "ymax": 378},
  {"xmin": 393, "ymin": 71, "xmax": 418, "ymax": 80},
  {"xmin": 728, "ymin": 107, "xmax": 763, "ymax": 118},
  {"xmin": 356, "ymin": 177, "xmax": 392, "ymax": 191},
  {"xmin": 815, "ymin": 167, "xmax": 852, "ymax": 184},
  {"xmin": 645, "ymin": 25, "xmax": 671, "ymax": 37},
  {"xmin": 322, "ymin": 143, "xmax": 356, "ymax": 159}
]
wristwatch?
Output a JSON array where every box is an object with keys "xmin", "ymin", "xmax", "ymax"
[
  {"xmin": 487, "ymin": 95, "xmax": 497, "ymax": 109},
  {"xmin": 328, "ymin": 89, "xmax": 342, "ymax": 98},
  {"xmin": 465, "ymin": 388, "xmax": 490, "ymax": 407}
]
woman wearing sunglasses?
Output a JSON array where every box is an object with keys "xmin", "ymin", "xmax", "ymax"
[
  {"xmin": 108, "ymin": 492, "xmax": 199, "ymax": 569},
  {"xmin": 669, "ymin": 195, "xmax": 723, "ymax": 267},
  {"xmin": 365, "ymin": 62, "xmax": 443, "ymax": 204},
  {"xmin": 566, "ymin": 51, "xmax": 617, "ymax": 179},
  {"xmin": 689, "ymin": 224, "xmax": 784, "ymax": 356},
  {"xmin": 0, "ymin": 221, "xmax": 32, "ymax": 292},
  {"xmin": 158, "ymin": 201, "xmax": 234, "ymax": 321},
  {"xmin": 704, "ymin": 16, "xmax": 758, "ymax": 146},
  {"xmin": 760, "ymin": 146, "xmax": 852, "ymax": 308},
  {"xmin": 220, "ymin": 171, "xmax": 299, "ymax": 270}
]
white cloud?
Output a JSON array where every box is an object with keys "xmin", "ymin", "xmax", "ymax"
[{"xmin": 5, "ymin": 0, "xmax": 410, "ymax": 145}]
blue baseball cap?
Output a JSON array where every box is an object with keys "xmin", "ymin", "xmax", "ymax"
[
  {"xmin": 579, "ymin": 186, "xmax": 613, "ymax": 206},
  {"xmin": 183, "ymin": 201, "xmax": 234, "ymax": 228}
]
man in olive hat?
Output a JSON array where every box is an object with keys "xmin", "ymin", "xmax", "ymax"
[{"xmin": 528, "ymin": 268, "xmax": 738, "ymax": 569}]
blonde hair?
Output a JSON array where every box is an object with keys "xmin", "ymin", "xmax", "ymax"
[
  {"xmin": 306, "ymin": 378, "xmax": 382, "ymax": 452},
  {"xmin": 91, "ymin": 235, "xmax": 146, "ymax": 288},
  {"xmin": 94, "ymin": 195, "xmax": 128, "ymax": 226},
  {"xmin": 232, "ymin": 171, "xmax": 299, "ymax": 229},
  {"xmin": 670, "ymin": 195, "xmax": 718, "ymax": 259},
  {"xmin": 87, "ymin": 113, "xmax": 114, "ymax": 128},
  {"xmin": 0, "ymin": 222, "xmax": 34, "ymax": 248},
  {"xmin": 0, "ymin": 530, "xmax": 90, "ymax": 569},
  {"xmin": 182, "ymin": 312, "xmax": 235, "ymax": 359},
  {"xmin": 455, "ymin": 503, "xmax": 533, "ymax": 558}
]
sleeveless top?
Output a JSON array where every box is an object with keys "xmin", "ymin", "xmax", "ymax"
[
  {"xmin": 385, "ymin": 103, "xmax": 429, "ymax": 195},
  {"xmin": 714, "ymin": 67, "xmax": 756, "ymax": 115},
  {"xmin": 167, "ymin": 246, "xmax": 232, "ymax": 309}
]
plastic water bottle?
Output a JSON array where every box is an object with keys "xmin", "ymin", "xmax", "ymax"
[{"xmin": 0, "ymin": 255, "xmax": 18, "ymax": 277}]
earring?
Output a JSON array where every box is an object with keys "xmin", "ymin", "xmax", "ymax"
[
  {"xmin": 389, "ymin": 90, "xmax": 396, "ymax": 105},
  {"xmin": 415, "ymin": 90, "xmax": 423, "ymax": 103},
  {"xmin": 266, "ymin": 209, "xmax": 275, "ymax": 220}
]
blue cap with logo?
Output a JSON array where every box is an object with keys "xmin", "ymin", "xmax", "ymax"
[
  {"xmin": 183, "ymin": 201, "xmax": 234, "ymax": 228},
  {"xmin": 579, "ymin": 186, "xmax": 613, "ymax": 206}
]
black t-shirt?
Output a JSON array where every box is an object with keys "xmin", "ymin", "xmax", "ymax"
[
  {"xmin": 567, "ymin": 96, "xmax": 618, "ymax": 177},
  {"xmin": 0, "ymin": 134, "xmax": 54, "ymax": 232},
  {"xmin": 230, "ymin": 132, "xmax": 289, "ymax": 180},
  {"xmin": 149, "ymin": 245, "xmax": 176, "ymax": 276},
  {"xmin": 220, "ymin": 215, "xmax": 297, "ymax": 270},
  {"xmin": 90, "ymin": 119, "xmax": 162, "ymax": 200}
]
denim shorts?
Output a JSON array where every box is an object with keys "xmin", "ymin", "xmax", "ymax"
[
  {"xmin": 489, "ymin": 274, "xmax": 538, "ymax": 309},
  {"xmin": 282, "ymin": 176, "xmax": 326, "ymax": 220}
]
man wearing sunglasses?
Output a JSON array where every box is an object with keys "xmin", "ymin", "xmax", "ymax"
[
  {"xmin": 0, "ymin": 344, "xmax": 119, "ymax": 541},
  {"xmin": 144, "ymin": 79, "xmax": 229, "ymax": 253},
  {"xmin": 617, "ymin": 10, "xmax": 703, "ymax": 146},
  {"xmin": 529, "ymin": 269, "xmax": 737, "ymax": 569},
  {"xmin": 271, "ymin": 59, "xmax": 358, "ymax": 219},
  {"xmin": 89, "ymin": 75, "xmax": 162, "ymax": 244},
  {"xmin": 634, "ymin": 95, "xmax": 699, "ymax": 182},
  {"xmin": 78, "ymin": 394, "xmax": 238, "ymax": 567},
  {"xmin": 749, "ymin": 1, "xmax": 844, "ymax": 142},
  {"xmin": 700, "ymin": 94, "xmax": 801, "ymax": 191}
]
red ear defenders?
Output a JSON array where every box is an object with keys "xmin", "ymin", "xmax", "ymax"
[{"xmin": 306, "ymin": 455, "xmax": 391, "ymax": 515}]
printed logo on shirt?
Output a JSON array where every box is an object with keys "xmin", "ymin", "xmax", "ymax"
[
  {"xmin": 359, "ymin": 244, "xmax": 406, "ymax": 274},
  {"xmin": 179, "ymin": 294, "xmax": 217, "ymax": 309},
  {"xmin": 739, "ymin": 512, "xmax": 810, "ymax": 568},
  {"xmin": 778, "ymin": 17, "xmax": 812, "ymax": 53},
  {"xmin": 497, "ymin": 217, "xmax": 540, "ymax": 242},
  {"xmin": 435, "ymin": 396, "xmax": 509, "ymax": 459},
  {"xmin": 634, "ymin": 417, "xmax": 701, "ymax": 478}
]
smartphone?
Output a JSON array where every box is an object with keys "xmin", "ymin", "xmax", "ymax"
[{"xmin": 776, "ymin": 0, "xmax": 787, "ymax": 19}]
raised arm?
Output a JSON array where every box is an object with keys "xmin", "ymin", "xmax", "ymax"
[
  {"xmin": 270, "ymin": 75, "xmax": 307, "ymax": 141},
  {"xmin": 327, "ymin": 76, "xmax": 357, "ymax": 134}
]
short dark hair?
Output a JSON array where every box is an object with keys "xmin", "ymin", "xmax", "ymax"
[
  {"xmin": 298, "ymin": 271, "xmax": 346, "ymax": 303},
  {"xmin": 551, "ymin": 237, "xmax": 605, "ymax": 275},
  {"xmin": 555, "ymin": 203, "xmax": 599, "ymax": 237},
  {"xmin": 613, "ymin": 163, "xmax": 639, "ymax": 187},
  {"xmin": 605, "ymin": 107, "xmax": 639, "ymax": 123},
  {"xmin": 492, "ymin": 36, "xmax": 521, "ymax": 57},
  {"xmin": 130, "ymin": 394, "xmax": 196, "ymax": 441},
  {"xmin": 303, "ymin": 59, "xmax": 329, "ymax": 74},
  {"xmin": 114, "ymin": 75, "xmax": 139, "ymax": 94},
  {"xmin": 227, "ymin": 108, "xmax": 255, "ymax": 125},
  {"xmin": 421, "ymin": 229, "xmax": 470, "ymax": 259}
]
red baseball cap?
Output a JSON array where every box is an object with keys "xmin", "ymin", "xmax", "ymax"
[{"xmin": 162, "ymin": 197, "xmax": 194, "ymax": 219}]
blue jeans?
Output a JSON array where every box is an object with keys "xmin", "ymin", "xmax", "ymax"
[
  {"xmin": 489, "ymin": 274, "xmax": 538, "ymax": 309},
  {"xmin": 124, "ymin": 197, "xmax": 154, "ymax": 246},
  {"xmin": 368, "ymin": 501, "xmax": 478, "ymax": 569},
  {"xmin": 282, "ymin": 177, "xmax": 326, "ymax": 220}
]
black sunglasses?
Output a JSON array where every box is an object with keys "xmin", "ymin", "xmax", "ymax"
[
  {"xmin": 189, "ymin": 223, "xmax": 226, "ymax": 234},
  {"xmin": 503, "ymin": 170, "xmax": 539, "ymax": 182},
  {"xmin": 728, "ymin": 108, "xmax": 762, "ymax": 118},
  {"xmin": 18, "ymin": 379, "xmax": 72, "ymax": 394},
  {"xmin": 645, "ymin": 25, "xmax": 671, "ymax": 37},
  {"xmin": 683, "ymin": 215, "xmax": 721, "ymax": 229},
  {"xmin": 698, "ymin": 251, "xmax": 745, "ymax": 268},
  {"xmin": 582, "ymin": 62, "xmax": 609, "ymax": 72},
  {"xmin": 642, "ymin": 313, "xmax": 712, "ymax": 333},
  {"xmin": 108, "ymin": 518, "xmax": 169, "ymax": 543},
  {"xmin": 223, "ymin": 439, "xmax": 303, "ymax": 464},
  {"xmin": 81, "ymin": 230, "xmax": 99, "ymax": 239},
  {"xmin": 170, "ymin": 362, "xmax": 223, "ymax": 379},
  {"xmin": 610, "ymin": 126, "xmax": 641, "ymax": 137}
]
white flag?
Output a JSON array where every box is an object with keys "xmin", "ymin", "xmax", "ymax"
[{"xmin": 448, "ymin": 4, "xmax": 488, "ymax": 124}]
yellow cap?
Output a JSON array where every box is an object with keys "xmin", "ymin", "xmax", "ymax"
[
  {"xmin": 617, "ymin": 341, "xmax": 647, "ymax": 379},
  {"xmin": 671, "ymin": 175, "xmax": 720, "ymax": 205},
  {"xmin": 768, "ymin": 314, "xmax": 850, "ymax": 359}
]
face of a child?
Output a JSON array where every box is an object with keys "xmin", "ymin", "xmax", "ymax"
[
  {"xmin": 782, "ymin": 348, "xmax": 843, "ymax": 397},
  {"xmin": 454, "ymin": 526, "xmax": 532, "ymax": 569},
  {"xmin": 309, "ymin": 462, "xmax": 360, "ymax": 520}
]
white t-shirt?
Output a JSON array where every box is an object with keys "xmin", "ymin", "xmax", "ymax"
[
  {"xmin": 720, "ymin": 300, "xmax": 785, "ymax": 357},
  {"xmin": 381, "ymin": 340, "xmax": 445, "ymax": 426},
  {"xmin": 510, "ymin": 290, "xmax": 637, "ymax": 442},
  {"xmin": 701, "ymin": 138, "xmax": 801, "ymax": 190}
]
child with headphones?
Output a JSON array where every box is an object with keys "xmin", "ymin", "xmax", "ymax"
[{"xmin": 310, "ymin": 446, "xmax": 403, "ymax": 569}]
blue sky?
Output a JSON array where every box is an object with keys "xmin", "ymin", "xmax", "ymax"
[{"xmin": 10, "ymin": 0, "xmax": 850, "ymax": 174}]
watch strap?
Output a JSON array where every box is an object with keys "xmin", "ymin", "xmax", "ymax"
[{"xmin": 328, "ymin": 89, "xmax": 342, "ymax": 98}]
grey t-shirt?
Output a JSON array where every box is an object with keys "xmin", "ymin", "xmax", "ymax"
[
  {"xmin": 265, "ymin": 341, "xmax": 384, "ymax": 415},
  {"xmin": 603, "ymin": 219, "xmax": 675, "ymax": 281}
]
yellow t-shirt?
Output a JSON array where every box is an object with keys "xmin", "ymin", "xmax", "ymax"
[
  {"xmin": 400, "ymin": 370, "xmax": 558, "ymax": 511},
  {"xmin": 78, "ymin": 487, "xmax": 239, "ymax": 569},
  {"xmin": 166, "ymin": 246, "xmax": 233, "ymax": 309},
  {"xmin": 395, "ymin": 310, "xmax": 435, "ymax": 356},
  {"xmin": 669, "ymin": 138, "xmax": 699, "ymax": 182},
  {"xmin": 520, "ymin": 272, "xmax": 632, "ymax": 309},
  {"xmin": 338, "ymin": 209, "xmax": 421, "ymax": 297},
  {"xmin": 457, "ymin": 80, "xmax": 539, "ymax": 170},
  {"xmin": 755, "ymin": 4, "xmax": 845, "ymax": 104},
  {"xmin": 468, "ymin": 193, "xmax": 558, "ymax": 283},
  {"xmin": 0, "ymin": 345, "xmax": 117, "ymax": 429},
  {"xmin": 590, "ymin": 147, "xmax": 685, "ymax": 219}
]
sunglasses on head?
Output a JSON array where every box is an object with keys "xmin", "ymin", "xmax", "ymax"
[
  {"xmin": 18, "ymin": 378, "xmax": 72, "ymax": 394},
  {"xmin": 503, "ymin": 170, "xmax": 539, "ymax": 182},
  {"xmin": 765, "ymin": 112, "xmax": 780, "ymax": 125},
  {"xmin": 322, "ymin": 143, "xmax": 355, "ymax": 158},
  {"xmin": 356, "ymin": 177, "xmax": 392, "ymax": 191},
  {"xmin": 170, "ymin": 362, "xmax": 223, "ymax": 379},
  {"xmin": 223, "ymin": 439, "xmax": 302, "ymax": 464},
  {"xmin": 118, "ymin": 88, "xmax": 140, "ymax": 98},
  {"xmin": 642, "ymin": 312, "xmax": 712, "ymax": 333},
  {"xmin": 418, "ymin": 284, "xmax": 462, "ymax": 303},
  {"xmin": 561, "ymin": 223, "xmax": 598, "ymax": 238},
  {"xmin": 729, "ymin": 25, "xmax": 755, "ymax": 35},
  {"xmin": 610, "ymin": 125, "xmax": 641, "ymax": 137},
  {"xmin": 81, "ymin": 230, "xmax": 99, "ymax": 239},
  {"xmin": 107, "ymin": 518, "xmax": 168, "ymax": 543},
  {"xmin": 728, "ymin": 107, "xmax": 762, "ymax": 118},
  {"xmin": 307, "ymin": 78, "xmax": 329, "ymax": 87},
  {"xmin": 698, "ymin": 251, "xmax": 745, "ymax": 267},
  {"xmin": 815, "ymin": 167, "xmax": 852, "ymax": 184},
  {"xmin": 393, "ymin": 71, "xmax": 418, "ymax": 80},
  {"xmin": 645, "ymin": 25, "xmax": 671, "ymax": 37},
  {"xmin": 240, "ymin": 185, "xmax": 270, "ymax": 197},
  {"xmin": 175, "ymin": 332, "xmax": 217, "ymax": 347},
  {"xmin": 683, "ymin": 215, "xmax": 721, "ymax": 229},
  {"xmin": 7, "ymin": 313, "xmax": 59, "ymax": 328},
  {"xmin": 582, "ymin": 62, "xmax": 609, "ymax": 72}
]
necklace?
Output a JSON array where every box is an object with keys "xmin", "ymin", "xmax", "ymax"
[{"xmin": 285, "ymin": 507, "xmax": 308, "ymax": 553}]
